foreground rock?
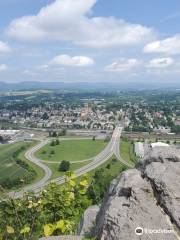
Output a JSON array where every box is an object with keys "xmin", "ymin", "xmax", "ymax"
[
  {"xmin": 77, "ymin": 205, "xmax": 100, "ymax": 237},
  {"xmin": 138, "ymin": 147, "xmax": 180, "ymax": 230},
  {"xmin": 93, "ymin": 147, "xmax": 180, "ymax": 240},
  {"xmin": 41, "ymin": 147, "xmax": 180, "ymax": 240}
]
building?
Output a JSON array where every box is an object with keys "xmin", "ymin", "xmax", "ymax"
[
  {"xmin": 0, "ymin": 130, "xmax": 20, "ymax": 141},
  {"xmin": 151, "ymin": 142, "xmax": 169, "ymax": 148},
  {"xmin": 153, "ymin": 126, "xmax": 171, "ymax": 134},
  {"xmin": 134, "ymin": 142, "xmax": 144, "ymax": 158}
]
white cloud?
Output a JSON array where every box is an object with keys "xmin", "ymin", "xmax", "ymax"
[
  {"xmin": 6, "ymin": 0, "xmax": 155, "ymax": 48},
  {"xmin": 144, "ymin": 35, "xmax": 180, "ymax": 55},
  {"xmin": 0, "ymin": 64, "xmax": 8, "ymax": 71},
  {"xmin": 23, "ymin": 69, "xmax": 39, "ymax": 76},
  {"xmin": 147, "ymin": 57, "xmax": 174, "ymax": 68},
  {"xmin": 50, "ymin": 54, "xmax": 94, "ymax": 67},
  {"xmin": 105, "ymin": 58, "xmax": 141, "ymax": 72},
  {"xmin": 0, "ymin": 41, "xmax": 11, "ymax": 54}
]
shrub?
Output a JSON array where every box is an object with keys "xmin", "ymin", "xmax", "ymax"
[
  {"xmin": 50, "ymin": 140, "xmax": 55, "ymax": 146},
  {"xmin": 50, "ymin": 150, "xmax": 55, "ymax": 155},
  {"xmin": 52, "ymin": 132, "xmax": 58, "ymax": 137},
  {"xmin": 0, "ymin": 173, "xmax": 91, "ymax": 239},
  {"xmin": 59, "ymin": 161, "xmax": 70, "ymax": 172}
]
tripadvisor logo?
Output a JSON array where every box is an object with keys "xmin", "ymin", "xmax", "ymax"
[{"xmin": 135, "ymin": 227, "xmax": 143, "ymax": 236}]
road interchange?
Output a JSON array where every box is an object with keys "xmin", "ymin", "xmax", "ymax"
[{"xmin": 9, "ymin": 125, "xmax": 133, "ymax": 198}]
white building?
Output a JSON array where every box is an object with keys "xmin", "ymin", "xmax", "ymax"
[
  {"xmin": 134, "ymin": 142, "xmax": 144, "ymax": 158},
  {"xmin": 0, "ymin": 130, "xmax": 20, "ymax": 141},
  {"xmin": 151, "ymin": 142, "xmax": 169, "ymax": 148}
]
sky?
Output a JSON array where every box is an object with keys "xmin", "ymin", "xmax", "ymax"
[{"xmin": 0, "ymin": 0, "xmax": 180, "ymax": 85}]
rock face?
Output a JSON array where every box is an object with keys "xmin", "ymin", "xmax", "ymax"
[
  {"xmin": 77, "ymin": 205, "xmax": 100, "ymax": 237},
  {"xmin": 93, "ymin": 147, "xmax": 180, "ymax": 240},
  {"xmin": 138, "ymin": 147, "xmax": 180, "ymax": 230}
]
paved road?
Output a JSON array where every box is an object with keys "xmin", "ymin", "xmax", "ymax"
[
  {"xmin": 8, "ymin": 140, "xmax": 52, "ymax": 198},
  {"xmin": 9, "ymin": 126, "xmax": 131, "ymax": 198},
  {"xmin": 113, "ymin": 128, "xmax": 134, "ymax": 168}
]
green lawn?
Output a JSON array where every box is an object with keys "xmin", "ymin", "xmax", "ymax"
[
  {"xmin": 88, "ymin": 156, "xmax": 128, "ymax": 179},
  {"xmin": 18, "ymin": 142, "xmax": 45, "ymax": 185},
  {"xmin": 45, "ymin": 160, "xmax": 91, "ymax": 180},
  {"xmin": 0, "ymin": 141, "xmax": 44, "ymax": 190},
  {"xmin": 120, "ymin": 139, "xmax": 137, "ymax": 165},
  {"xmin": 0, "ymin": 142, "xmax": 31, "ymax": 181},
  {"xmin": 36, "ymin": 139, "xmax": 107, "ymax": 162}
]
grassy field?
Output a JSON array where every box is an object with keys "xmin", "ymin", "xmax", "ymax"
[
  {"xmin": 45, "ymin": 160, "xmax": 91, "ymax": 180},
  {"xmin": 36, "ymin": 139, "xmax": 108, "ymax": 162},
  {"xmin": 120, "ymin": 139, "xmax": 137, "ymax": 165},
  {"xmin": 18, "ymin": 142, "xmax": 45, "ymax": 185},
  {"xmin": 88, "ymin": 156, "xmax": 128, "ymax": 179},
  {"xmin": 0, "ymin": 141, "xmax": 44, "ymax": 190}
]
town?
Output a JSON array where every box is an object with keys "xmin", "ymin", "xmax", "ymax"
[{"xmin": 0, "ymin": 90, "xmax": 179, "ymax": 133}]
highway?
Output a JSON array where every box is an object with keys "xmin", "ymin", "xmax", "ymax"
[
  {"xmin": 9, "ymin": 125, "xmax": 132, "ymax": 198},
  {"xmin": 8, "ymin": 140, "xmax": 52, "ymax": 198}
]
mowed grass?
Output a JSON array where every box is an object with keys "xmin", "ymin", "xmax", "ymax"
[
  {"xmin": 120, "ymin": 139, "xmax": 137, "ymax": 165},
  {"xmin": 0, "ymin": 142, "xmax": 32, "ymax": 181},
  {"xmin": 45, "ymin": 160, "xmax": 91, "ymax": 180},
  {"xmin": 0, "ymin": 141, "xmax": 44, "ymax": 190},
  {"xmin": 88, "ymin": 156, "xmax": 128, "ymax": 179},
  {"xmin": 36, "ymin": 139, "xmax": 108, "ymax": 162}
]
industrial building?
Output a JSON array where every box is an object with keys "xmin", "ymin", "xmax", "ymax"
[{"xmin": 134, "ymin": 142, "xmax": 145, "ymax": 158}]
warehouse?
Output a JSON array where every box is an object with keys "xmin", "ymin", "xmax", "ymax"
[{"xmin": 134, "ymin": 142, "xmax": 145, "ymax": 158}]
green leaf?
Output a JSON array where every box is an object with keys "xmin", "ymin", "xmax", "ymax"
[
  {"xmin": 44, "ymin": 224, "xmax": 54, "ymax": 237},
  {"xmin": 80, "ymin": 179, "xmax": 88, "ymax": 187},
  {"xmin": 78, "ymin": 188, "xmax": 87, "ymax": 195},
  {"xmin": 69, "ymin": 179, "xmax": 76, "ymax": 187},
  {"xmin": 56, "ymin": 220, "xmax": 66, "ymax": 232},
  {"xmin": 6, "ymin": 226, "xmax": 15, "ymax": 234},
  {"xmin": 20, "ymin": 226, "xmax": 30, "ymax": 234}
]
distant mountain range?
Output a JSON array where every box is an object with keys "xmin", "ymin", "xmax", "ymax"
[{"xmin": 0, "ymin": 81, "xmax": 179, "ymax": 92}]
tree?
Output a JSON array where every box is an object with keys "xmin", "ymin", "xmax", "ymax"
[
  {"xmin": 50, "ymin": 150, "xmax": 55, "ymax": 155},
  {"xmin": 50, "ymin": 140, "xmax": 55, "ymax": 146},
  {"xmin": 52, "ymin": 132, "xmax": 58, "ymax": 137},
  {"xmin": 42, "ymin": 112, "xmax": 49, "ymax": 120},
  {"xmin": 0, "ymin": 173, "xmax": 91, "ymax": 239},
  {"xmin": 59, "ymin": 161, "xmax": 70, "ymax": 172}
]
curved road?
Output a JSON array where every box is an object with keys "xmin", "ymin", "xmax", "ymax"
[{"xmin": 9, "ymin": 125, "xmax": 131, "ymax": 198}]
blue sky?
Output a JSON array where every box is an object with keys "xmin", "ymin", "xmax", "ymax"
[{"xmin": 0, "ymin": 0, "xmax": 180, "ymax": 85}]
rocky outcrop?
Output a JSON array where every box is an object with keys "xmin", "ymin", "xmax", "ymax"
[
  {"xmin": 77, "ymin": 205, "xmax": 100, "ymax": 237},
  {"xmin": 92, "ymin": 147, "xmax": 180, "ymax": 240},
  {"xmin": 138, "ymin": 147, "xmax": 180, "ymax": 230},
  {"xmin": 41, "ymin": 147, "xmax": 180, "ymax": 240}
]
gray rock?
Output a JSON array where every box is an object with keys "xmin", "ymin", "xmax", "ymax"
[
  {"xmin": 140, "ymin": 148, "xmax": 180, "ymax": 229},
  {"xmin": 94, "ymin": 148, "xmax": 180, "ymax": 240},
  {"xmin": 138, "ymin": 147, "xmax": 180, "ymax": 170},
  {"xmin": 77, "ymin": 205, "xmax": 100, "ymax": 237}
]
